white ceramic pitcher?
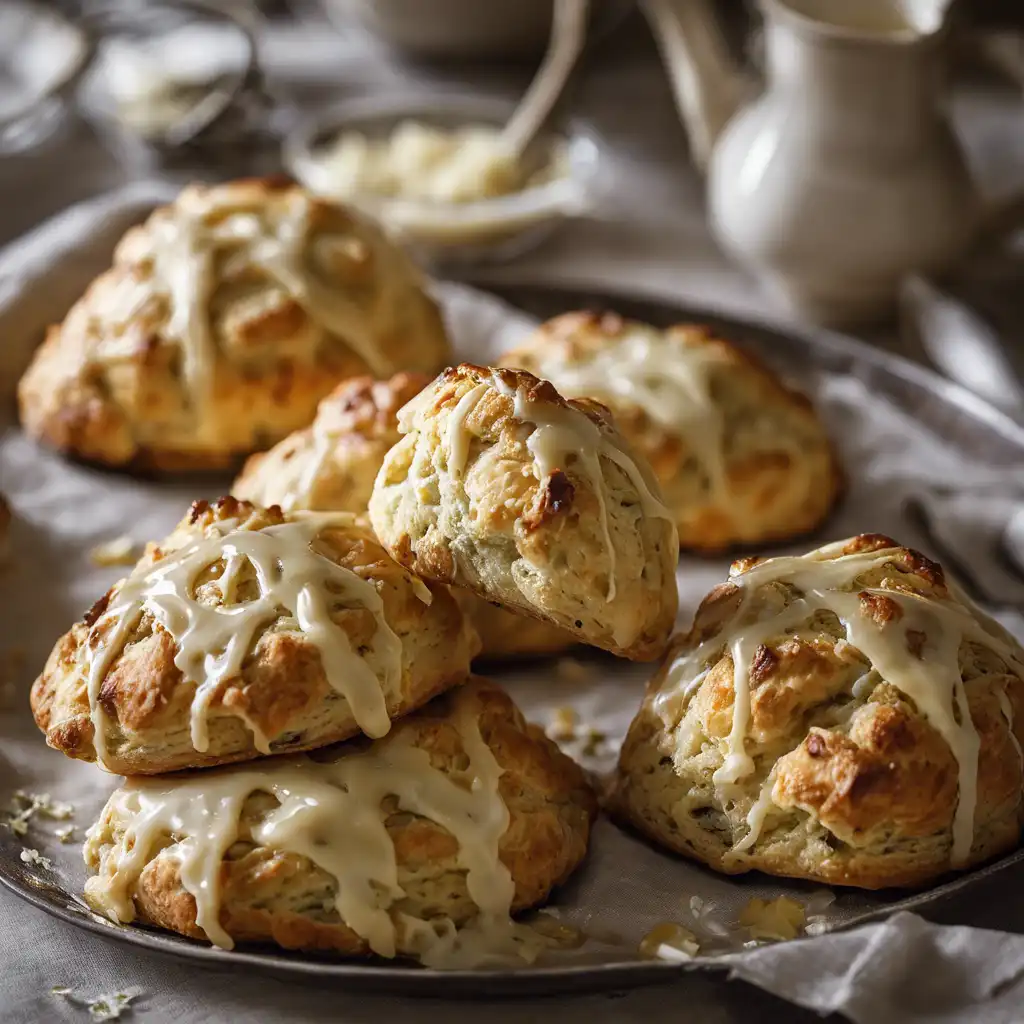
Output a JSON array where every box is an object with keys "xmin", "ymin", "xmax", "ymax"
[{"xmin": 644, "ymin": 0, "xmax": 981, "ymax": 326}]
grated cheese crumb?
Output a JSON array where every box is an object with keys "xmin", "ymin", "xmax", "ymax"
[
  {"xmin": 20, "ymin": 847, "xmax": 52, "ymax": 870},
  {"xmin": 51, "ymin": 986, "xmax": 143, "ymax": 1021},
  {"xmin": 55, "ymin": 825, "xmax": 77, "ymax": 844},
  {"xmin": 545, "ymin": 706, "xmax": 578, "ymax": 742},
  {"xmin": 89, "ymin": 535, "xmax": 138, "ymax": 568},
  {"xmin": 5, "ymin": 790, "xmax": 75, "ymax": 839},
  {"xmin": 579, "ymin": 726, "xmax": 608, "ymax": 757},
  {"xmin": 739, "ymin": 896, "xmax": 807, "ymax": 942},
  {"xmin": 639, "ymin": 921, "xmax": 701, "ymax": 961}
]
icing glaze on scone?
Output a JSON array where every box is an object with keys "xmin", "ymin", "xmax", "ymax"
[
  {"xmin": 85, "ymin": 513, "xmax": 408, "ymax": 763},
  {"xmin": 653, "ymin": 538, "xmax": 1024, "ymax": 865}
]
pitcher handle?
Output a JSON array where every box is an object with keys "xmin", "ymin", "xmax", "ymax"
[{"xmin": 638, "ymin": 0, "xmax": 753, "ymax": 172}]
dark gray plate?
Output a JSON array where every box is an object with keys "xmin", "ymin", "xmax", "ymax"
[{"xmin": 3, "ymin": 282, "xmax": 1024, "ymax": 998}]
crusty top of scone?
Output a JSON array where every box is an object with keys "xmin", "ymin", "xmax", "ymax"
[
  {"xmin": 17, "ymin": 178, "xmax": 450, "ymax": 470},
  {"xmin": 233, "ymin": 371, "xmax": 429, "ymax": 512}
]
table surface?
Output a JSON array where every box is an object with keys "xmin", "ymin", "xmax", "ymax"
[{"xmin": 3, "ymin": 14, "xmax": 1024, "ymax": 1023}]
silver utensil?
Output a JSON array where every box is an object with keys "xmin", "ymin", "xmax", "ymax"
[{"xmin": 900, "ymin": 273, "xmax": 1024, "ymax": 417}]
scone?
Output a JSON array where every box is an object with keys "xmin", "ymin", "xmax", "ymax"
[
  {"xmin": 369, "ymin": 365, "xmax": 679, "ymax": 661},
  {"xmin": 31, "ymin": 497, "xmax": 478, "ymax": 775},
  {"xmin": 17, "ymin": 178, "xmax": 451, "ymax": 471},
  {"xmin": 83, "ymin": 679, "xmax": 597, "ymax": 966},
  {"xmin": 499, "ymin": 312, "xmax": 841, "ymax": 552},
  {"xmin": 233, "ymin": 372, "xmax": 431, "ymax": 513},
  {"xmin": 611, "ymin": 534, "xmax": 1024, "ymax": 889},
  {"xmin": 233, "ymin": 373, "xmax": 574, "ymax": 660},
  {"xmin": 465, "ymin": 599, "xmax": 577, "ymax": 662}
]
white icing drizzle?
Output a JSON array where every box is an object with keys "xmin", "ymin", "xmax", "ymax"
[
  {"xmin": 523, "ymin": 324, "xmax": 730, "ymax": 500},
  {"xmin": 119, "ymin": 190, "xmax": 390, "ymax": 434},
  {"xmin": 84, "ymin": 513, "xmax": 403, "ymax": 766},
  {"xmin": 655, "ymin": 541, "xmax": 1024, "ymax": 864},
  {"xmin": 446, "ymin": 382, "xmax": 490, "ymax": 478},
  {"xmin": 443, "ymin": 372, "xmax": 674, "ymax": 602},
  {"xmin": 85, "ymin": 695, "xmax": 544, "ymax": 967},
  {"xmin": 733, "ymin": 769, "xmax": 778, "ymax": 854}
]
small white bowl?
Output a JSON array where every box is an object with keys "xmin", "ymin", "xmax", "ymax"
[{"xmin": 282, "ymin": 94, "xmax": 606, "ymax": 268}]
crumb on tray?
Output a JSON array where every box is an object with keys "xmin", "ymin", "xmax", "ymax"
[
  {"xmin": 52, "ymin": 986, "xmax": 143, "ymax": 1021},
  {"xmin": 89, "ymin": 535, "xmax": 137, "ymax": 568},
  {"xmin": 739, "ymin": 896, "xmax": 807, "ymax": 942},
  {"xmin": 639, "ymin": 922, "xmax": 701, "ymax": 961}
]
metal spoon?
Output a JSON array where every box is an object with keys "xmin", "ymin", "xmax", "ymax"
[
  {"xmin": 900, "ymin": 274, "xmax": 1024, "ymax": 416},
  {"xmin": 500, "ymin": 0, "xmax": 590, "ymax": 159}
]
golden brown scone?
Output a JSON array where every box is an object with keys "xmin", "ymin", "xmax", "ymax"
[
  {"xmin": 31, "ymin": 497, "xmax": 478, "ymax": 775},
  {"xmin": 233, "ymin": 372, "xmax": 430, "ymax": 512},
  {"xmin": 369, "ymin": 364, "xmax": 679, "ymax": 661},
  {"xmin": 17, "ymin": 178, "xmax": 450, "ymax": 472},
  {"xmin": 499, "ymin": 312, "xmax": 842, "ymax": 553},
  {"xmin": 232, "ymin": 373, "xmax": 574, "ymax": 660},
  {"xmin": 611, "ymin": 534, "xmax": 1024, "ymax": 889},
  {"xmin": 465, "ymin": 600, "xmax": 577, "ymax": 662},
  {"xmin": 84, "ymin": 680, "xmax": 597, "ymax": 964}
]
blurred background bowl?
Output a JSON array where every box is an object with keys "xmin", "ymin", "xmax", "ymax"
[
  {"xmin": 319, "ymin": 0, "xmax": 635, "ymax": 61},
  {"xmin": 283, "ymin": 93, "xmax": 607, "ymax": 268}
]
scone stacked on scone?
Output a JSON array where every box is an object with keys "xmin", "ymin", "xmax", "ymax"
[
  {"xmin": 611, "ymin": 534, "xmax": 1024, "ymax": 889},
  {"xmin": 233, "ymin": 372, "xmax": 576, "ymax": 661},
  {"xmin": 83, "ymin": 679, "xmax": 597, "ymax": 966},
  {"xmin": 32, "ymin": 497, "xmax": 478, "ymax": 774},
  {"xmin": 369, "ymin": 365, "xmax": 680, "ymax": 661},
  {"xmin": 17, "ymin": 178, "xmax": 451, "ymax": 471},
  {"xmin": 499, "ymin": 312, "xmax": 842, "ymax": 552},
  {"xmin": 32, "ymin": 497, "xmax": 596, "ymax": 963}
]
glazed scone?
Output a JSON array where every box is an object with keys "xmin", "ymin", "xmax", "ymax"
[
  {"xmin": 466, "ymin": 599, "xmax": 577, "ymax": 662},
  {"xmin": 369, "ymin": 365, "xmax": 679, "ymax": 661},
  {"xmin": 17, "ymin": 178, "xmax": 451, "ymax": 471},
  {"xmin": 232, "ymin": 373, "xmax": 574, "ymax": 660},
  {"xmin": 84, "ymin": 679, "xmax": 597, "ymax": 966},
  {"xmin": 233, "ymin": 372, "xmax": 430, "ymax": 513},
  {"xmin": 611, "ymin": 534, "xmax": 1024, "ymax": 889},
  {"xmin": 499, "ymin": 312, "xmax": 841, "ymax": 552},
  {"xmin": 31, "ymin": 497, "xmax": 478, "ymax": 775}
]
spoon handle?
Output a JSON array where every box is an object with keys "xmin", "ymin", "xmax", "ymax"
[{"xmin": 501, "ymin": 0, "xmax": 590, "ymax": 158}]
